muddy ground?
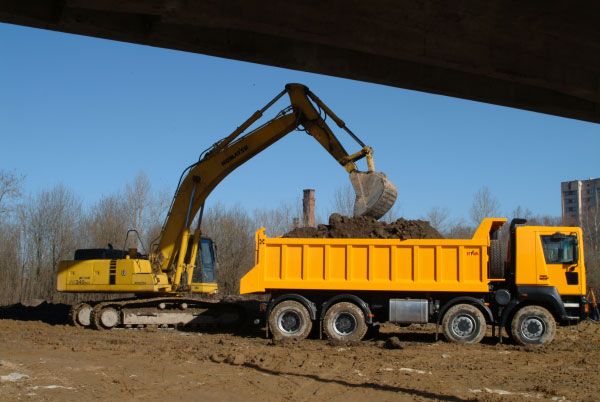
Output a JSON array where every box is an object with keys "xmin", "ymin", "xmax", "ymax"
[
  {"xmin": 284, "ymin": 214, "xmax": 442, "ymax": 239},
  {"xmin": 0, "ymin": 305, "xmax": 598, "ymax": 401}
]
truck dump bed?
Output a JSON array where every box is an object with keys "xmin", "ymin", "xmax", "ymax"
[{"xmin": 240, "ymin": 218, "xmax": 506, "ymax": 294}]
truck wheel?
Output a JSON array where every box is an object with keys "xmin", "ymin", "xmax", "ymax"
[
  {"xmin": 323, "ymin": 302, "xmax": 368, "ymax": 342},
  {"xmin": 269, "ymin": 300, "xmax": 312, "ymax": 340},
  {"xmin": 69, "ymin": 303, "xmax": 92, "ymax": 327},
  {"xmin": 442, "ymin": 304, "xmax": 486, "ymax": 344},
  {"xmin": 510, "ymin": 305, "xmax": 556, "ymax": 346},
  {"xmin": 92, "ymin": 306, "xmax": 121, "ymax": 330}
]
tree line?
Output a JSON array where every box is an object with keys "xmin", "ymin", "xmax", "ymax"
[{"xmin": 0, "ymin": 170, "xmax": 598, "ymax": 305}]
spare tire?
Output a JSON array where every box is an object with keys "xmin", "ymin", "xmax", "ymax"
[{"xmin": 489, "ymin": 239, "xmax": 504, "ymax": 279}]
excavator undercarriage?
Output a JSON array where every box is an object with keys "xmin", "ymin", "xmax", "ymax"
[{"xmin": 70, "ymin": 296, "xmax": 257, "ymax": 330}]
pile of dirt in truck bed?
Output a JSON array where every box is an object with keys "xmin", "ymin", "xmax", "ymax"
[{"xmin": 284, "ymin": 213, "xmax": 442, "ymax": 239}]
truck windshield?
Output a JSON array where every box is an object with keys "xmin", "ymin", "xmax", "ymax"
[
  {"xmin": 541, "ymin": 235, "xmax": 578, "ymax": 264},
  {"xmin": 193, "ymin": 238, "xmax": 216, "ymax": 283}
]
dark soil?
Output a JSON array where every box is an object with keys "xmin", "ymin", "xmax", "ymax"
[
  {"xmin": 283, "ymin": 213, "xmax": 442, "ymax": 239},
  {"xmin": 0, "ymin": 301, "xmax": 70, "ymax": 325}
]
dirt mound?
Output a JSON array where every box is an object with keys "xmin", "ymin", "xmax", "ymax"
[{"xmin": 284, "ymin": 213, "xmax": 442, "ymax": 239}]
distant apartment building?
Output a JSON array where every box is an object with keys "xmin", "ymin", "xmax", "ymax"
[{"xmin": 561, "ymin": 178, "xmax": 600, "ymax": 225}]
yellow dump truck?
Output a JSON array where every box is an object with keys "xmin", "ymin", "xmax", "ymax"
[{"xmin": 240, "ymin": 218, "xmax": 588, "ymax": 345}]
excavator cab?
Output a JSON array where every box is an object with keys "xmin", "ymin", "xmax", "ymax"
[{"xmin": 190, "ymin": 237, "xmax": 218, "ymax": 294}]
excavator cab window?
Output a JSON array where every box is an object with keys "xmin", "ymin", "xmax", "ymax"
[{"xmin": 193, "ymin": 238, "xmax": 216, "ymax": 283}]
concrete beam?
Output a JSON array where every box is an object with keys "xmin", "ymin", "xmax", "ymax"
[{"xmin": 1, "ymin": 0, "xmax": 599, "ymax": 123}]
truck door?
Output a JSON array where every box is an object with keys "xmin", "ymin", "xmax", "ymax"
[{"xmin": 538, "ymin": 231, "xmax": 583, "ymax": 296}]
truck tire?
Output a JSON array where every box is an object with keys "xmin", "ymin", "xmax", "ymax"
[
  {"xmin": 269, "ymin": 300, "xmax": 312, "ymax": 340},
  {"xmin": 510, "ymin": 305, "xmax": 556, "ymax": 346},
  {"xmin": 323, "ymin": 302, "xmax": 368, "ymax": 342},
  {"xmin": 489, "ymin": 239, "xmax": 504, "ymax": 279},
  {"xmin": 442, "ymin": 304, "xmax": 486, "ymax": 344}
]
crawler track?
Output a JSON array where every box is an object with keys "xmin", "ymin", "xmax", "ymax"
[{"xmin": 70, "ymin": 296, "xmax": 261, "ymax": 330}]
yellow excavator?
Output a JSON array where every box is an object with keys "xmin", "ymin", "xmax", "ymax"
[{"xmin": 57, "ymin": 83, "xmax": 397, "ymax": 329}]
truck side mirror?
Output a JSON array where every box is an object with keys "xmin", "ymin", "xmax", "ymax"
[{"xmin": 572, "ymin": 238, "xmax": 579, "ymax": 264}]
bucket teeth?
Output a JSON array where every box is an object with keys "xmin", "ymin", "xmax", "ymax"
[{"xmin": 350, "ymin": 171, "xmax": 398, "ymax": 219}]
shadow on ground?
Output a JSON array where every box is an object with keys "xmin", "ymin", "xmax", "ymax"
[
  {"xmin": 0, "ymin": 302, "xmax": 70, "ymax": 325},
  {"xmin": 243, "ymin": 362, "xmax": 474, "ymax": 401}
]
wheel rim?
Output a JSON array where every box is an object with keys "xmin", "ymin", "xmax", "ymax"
[
  {"xmin": 333, "ymin": 312, "xmax": 357, "ymax": 336},
  {"xmin": 521, "ymin": 316, "xmax": 545, "ymax": 341},
  {"xmin": 451, "ymin": 314, "xmax": 476, "ymax": 338},
  {"xmin": 277, "ymin": 310, "xmax": 302, "ymax": 335},
  {"xmin": 100, "ymin": 308, "xmax": 119, "ymax": 328},
  {"xmin": 77, "ymin": 305, "xmax": 92, "ymax": 326}
]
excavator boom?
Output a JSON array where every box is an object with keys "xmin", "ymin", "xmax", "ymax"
[
  {"xmin": 156, "ymin": 84, "xmax": 397, "ymax": 282},
  {"xmin": 156, "ymin": 84, "xmax": 397, "ymax": 285}
]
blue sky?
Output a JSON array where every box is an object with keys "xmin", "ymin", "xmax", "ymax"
[{"xmin": 1, "ymin": 23, "xmax": 599, "ymax": 223}]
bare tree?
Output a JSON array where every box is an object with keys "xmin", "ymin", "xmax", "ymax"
[
  {"xmin": 331, "ymin": 184, "xmax": 355, "ymax": 217},
  {"xmin": 446, "ymin": 218, "xmax": 475, "ymax": 239},
  {"xmin": 82, "ymin": 172, "xmax": 168, "ymax": 253},
  {"xmin": 469, "ymin": 186, "xmax": 500, "ymax": 225},
  {"xmin": 0, "ymin": 224, "xmax": 22, "ymax": 304},
  {"xmin": 253, "ymin": 200, "xmax": 301, "ymax": 237},
  {"xmin": 582, "ymin": 201, "xmax": 600, "ymax": 287},
  {"xmin": 510, "ymin": 205, "xmax": 561, "ymax": 226},
  {"xmin": 511, "ymin": 205, "xmax": 534, "ymax": 221},
  {"xmin": 0, "ymin": 171, "xmax": 24, "ymax": 304},
  {"xmin": 0, "ymin": 170, "xmax": 24, "ymax": 219},
  {"xmin": 83, "ymin": 194, "xmax": 129, "ymax": 249},
  {"xmin": 201, "ymin": 203, "xmax": 254, "ymax": 294},
  {"xmin": 423, "ymin": 206, "xmax": 451, "ymax": 234},
  {"xmin": 19, "ymin": 184, "xmax": 82, "ymax": 301},
  {"xmin": 124, "ymin": 172, "xmax": 152, "ymax": 249}
]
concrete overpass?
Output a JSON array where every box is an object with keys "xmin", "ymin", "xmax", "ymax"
[{"xmin": 1, "ymin": 0, "xmax": 599, "ymax": 123}]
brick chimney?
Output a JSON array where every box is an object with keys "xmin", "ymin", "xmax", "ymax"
[{"xmin": 302, "ymin": 189, "xmax": 315, "ymax": 227}]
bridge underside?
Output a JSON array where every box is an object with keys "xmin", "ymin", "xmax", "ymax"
[{"xmin": 1, "ymin": 0, "xmax": 599, "ymax": 123}]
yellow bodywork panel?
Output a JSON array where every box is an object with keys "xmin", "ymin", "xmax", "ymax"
[
  {"xmin": 57, "ymin": 258, "xmax": 217, "ymax": 294},
  {"xmin": 515, "ymin": 225, "xmax": 586, "ymax": 296},
  {"xmin": 190, "ymin": 282, "xmax": 218, "ymax": 294},
  {"xmin": 57, "ymin": 258, "xmax": 168, "ymax": 293},
  {"xmin": 240, "ymin": 218, "xmax": 506, "ymax": 294}
]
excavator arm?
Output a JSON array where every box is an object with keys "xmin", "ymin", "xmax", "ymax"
[{"xmin": 154, "ymin": 83, "xmax": 397, "ymax": 289}]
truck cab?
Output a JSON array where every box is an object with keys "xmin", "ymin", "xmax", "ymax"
[{"xmin": 507, "ymin": 223, "xmax": 587, "ymax": 326}]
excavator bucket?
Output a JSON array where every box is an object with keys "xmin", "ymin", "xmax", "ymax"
[{"xmin": 350, "ymin": 171, "xmax": 398, "ymax": 219}]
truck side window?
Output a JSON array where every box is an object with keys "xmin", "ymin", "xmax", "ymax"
[{"xmin": 540, "ymin": 235, "xmax": 577, "ymax": 264}]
